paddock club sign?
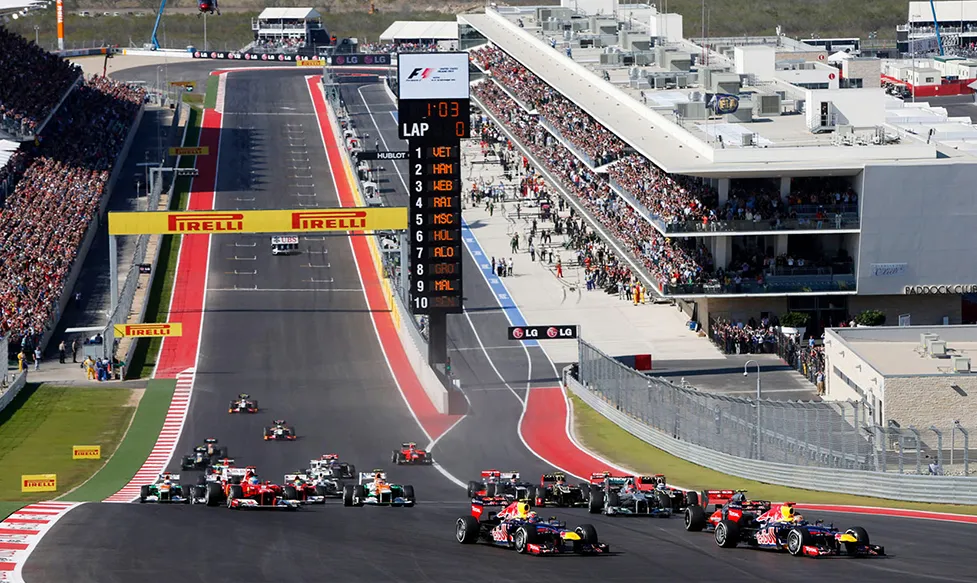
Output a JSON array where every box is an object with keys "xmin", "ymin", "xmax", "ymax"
[
  {"xmin": 108, "ymin": 208, "xmax": 407, "ymax": 235},
  {"xmin": 904, "ymin": 284, "xmax": 977, "ymax": 295}
]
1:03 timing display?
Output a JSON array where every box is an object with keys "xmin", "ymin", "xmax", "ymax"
[{"xmin": 398, "ymin": 98, "xmax": 471, "ymax": 141}]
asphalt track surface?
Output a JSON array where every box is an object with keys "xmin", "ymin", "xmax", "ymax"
[{"xmin": 21, "ymin": 67, "xmax": 977, "ymax": 583}]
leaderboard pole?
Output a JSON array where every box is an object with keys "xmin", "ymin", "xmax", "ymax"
[{"xmin": 397, "ymin": 52, "xmax": 471, "ymax": 366}]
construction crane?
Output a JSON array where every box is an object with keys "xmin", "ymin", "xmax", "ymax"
[
  {"xmin": 148, "ymin": 0, "xmax": 218, "ymax": 50},
  {"xmin": 929, "ymin": 0, "xmax": 945, "ymax": 56}
]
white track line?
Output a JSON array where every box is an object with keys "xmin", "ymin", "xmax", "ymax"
[{"xmin": 0, "ymin": 502, "xmax": 83, "ymax": 582}]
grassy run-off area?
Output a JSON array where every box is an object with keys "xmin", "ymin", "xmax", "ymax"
[
  {"xmin": 569, "ymin": 393, "xmax": 977, "ymax": 515},
  {"xmin": 0, "ymin": 385, "xmax": 137, "ymax": 505},
  {"xmin": 127, "ymin": 105, "xmax": 201, "ymax": 379}
]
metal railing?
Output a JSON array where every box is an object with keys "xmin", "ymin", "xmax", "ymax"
[{"xmin": 575, "ymin": 337, "xmax": 977, "ymax": 481}]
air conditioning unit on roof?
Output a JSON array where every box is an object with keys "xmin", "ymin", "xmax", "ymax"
[
  {"xmin": 929, "ymin": 340, "xmax": 948, "ymax": 358},
  {"xmin": 953, "ymin": 356, "xmax": 971, "ymax": 373}
]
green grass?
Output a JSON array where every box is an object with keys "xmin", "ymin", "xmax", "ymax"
[
  {"xmin": 0, "ymin": 501, "xmax": 27, "ymax": 520},
  {"xmin": 204, "ymin": 76, "xmax": 219, "ymax": 110},
  {"xmin": 569, "ymin": 393, "xmax": 977, "ymax": 515},
  {"xmin": 127, "ymin": 106, "xmax": 201, "ymax": 379},
  {"xmin": 0, "ymin": 385, "xmax": 136, "ymax": 503},
  {"xmin": 64, "ymin": 379, "xmax": 176, "ymax": 501}
]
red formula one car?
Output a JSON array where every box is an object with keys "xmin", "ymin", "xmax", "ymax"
[
  {"xmin": 684, "ymin": 490, "xmax": 772, "ymax": 533},
  {"xmin": 223, "ymin": 467, "xmax": 302, "ymax": 510},
  {"xmin": 391, "ymin": 442, "xmax": 433, "ymax": 465}
]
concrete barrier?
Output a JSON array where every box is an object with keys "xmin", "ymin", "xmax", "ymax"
[
  {"xmin": 0, "ymin": 372, "xmax": 29, "ymax": 413},
  {"xmin": 320, "ymin": 84, "xmax": 451, "ymax": 414}
]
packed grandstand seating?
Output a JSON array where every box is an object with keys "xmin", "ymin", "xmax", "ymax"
[
  {"xmin": 472, "ymin": 44, "xmax": 861, "ymax": 235},
  {"xmin": 253, "ymin": 36, "xmax": 306, "ymax": 51},
  {"xmin": 0, "ymin": 73, "xmax": 146, "ymax": 347},
  {"xmin": 471, "ymin": 43, "xmax": 863, "ymax": 292},
  {"xmin": 0, "ymin": 26, "xmax": 83, "ymax": 137},
  {"xmin": 471, "ymin": 46, "xmax": 630, "ymax": 166},
  {"xmin": 359, "ymin": 41, "xmax": 442, "ymax": 53},
  {"xmin": 472, "ymin": 81, "xmax": 713, "ymax": 291}
]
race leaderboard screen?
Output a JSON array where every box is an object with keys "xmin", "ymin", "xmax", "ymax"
[
  {"xmin": 398, "ymin": 52, "xmax": 469, "ymax": 316},
  {"xmin": 408, "ymin": 144, "xmax": 463, "ymax": 314}
]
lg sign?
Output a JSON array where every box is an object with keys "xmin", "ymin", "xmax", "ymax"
[{"xmin": 507, "ymin": 325, "xmax": 578, "ymax": 341}]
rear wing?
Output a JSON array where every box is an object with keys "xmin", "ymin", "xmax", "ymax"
[
  {"xmin": 321, "ymin": 454, "xmax": 339, "ymax": 461},
  {"xmin": 158, "ymin": 473, "xmax": 181, "ymax": 481},
  {"xmin": 498, "ymin": 471, "xmax": 520, "ymax": 480},
  {"xmin": 589, "ymin": 471, "xmax": 612, "ymax": 483},
  {"xmin": 359, "ymin": 471, "xmax": 386, "ymax": 483},
  {"xmin": 701, "ymin": 489, "xmax": 742, "ymax": 507},
  {"xmin": 284, "ymin": 473, "xmax": 309, "ymax": 482},
  {"xmin": 204, "ymin": 438, "xmax": 218, "ymax": 444},
  {"xmin": 480, "ymin": 470, "xmax": 502, "ymax": 478},
  {"xmin": 540, "ymin": 473, "xmax": 566, "ymax": 484},
  {"xmin": 226, "ymin": 468, "xmax": 248, "ymax": 477}
]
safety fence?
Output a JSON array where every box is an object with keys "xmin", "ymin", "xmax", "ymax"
[{"xmin": 573, "ymin": 339, "xmax": 977, "ymax": 502}]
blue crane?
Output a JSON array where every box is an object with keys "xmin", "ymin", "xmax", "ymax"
[
  {"xmin": 149, "ymin": 0, "xmax": 167, "ymax": 50},
  {"xmin": 929, "ymin": 0, "xmax": 945, "ymax": 56}
]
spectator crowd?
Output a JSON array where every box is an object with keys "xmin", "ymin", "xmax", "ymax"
[
  {"xmin": 471, "ymin": 42, "xmax": 862, "ymax": 293},
  {"xmin": 0, "ymin": 63, "xmax": 145, "ymax": 350},
  {"xmin": 0, "ymin": 26, "xmax": 82, "ymax": 137},
  {"xmin": 253, "ymin": 36, "xmax": 306, "ymax": 52}
]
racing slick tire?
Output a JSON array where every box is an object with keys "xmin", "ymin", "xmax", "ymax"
[
  {"xmin": 205, "ymin": 482, "xmax": 223, "ymax": 507},
  {"xmin": 588, "ymin": 490, "xmax": 604, "ymax": 514},
  {"xmin": 284, "ymin": 486, "xmax": 298, "ymax": 500},
  {"xmin": 787, "ymin": 527, "xmax": 814, "ymax": 556},
  {"xmin": 513, "ymin": 525, "xmax": 539, "ymax": 554},
  {"xmin": 607, "ymin": 491, "xmax": 621, "ymax": 508},
  {"xmin": 467, "ymin": 481, "xmax": 481, "ymax": 498},
  {"xmin": 456, "ymin": 515, "xmax": 480, "ymax": 544},
  {"xmin": 844, "ymin": 526, "xmax": 870, "ymax": 556},
  {"xmin": 139, "ymin": 485, "xmax": 150, "ymax": 503},
  {"xmin": 403, "ymin": 485, "xmax": 415, "ymax": 503},
  {"xmin": 252, "ymin": 400, "xmax": 258, "ymax": 411},
  {"xmin": 715, "ymin": 519, "xmax": 739, "ymax": 548},
  {"xmin": 331, "ymin": 467, "xmax": 344, "ymax": 479},
  {"xmin": 534, "ymin": 486, "xmax": 547, "ymax": 508},
  {"xmin": 391, "ymin": 451, "xmax": 402, "ymax": 464},
  {"xmin": 575, "ymin": 524, "xmax": 599, "ymax": 545},
  {"xmin": 685, "ymin": 490, "xmax": 699, "ymax": 508},
  {"xmin": 684, "ymin": 505, "xmax": 707, "ymax": 532},
  {"xmin": 315, "ymin": 484, "xmax": 328, "ymax": 498},
  {"xmin": 353, "ymin": 484, "xmax": 366, "ymax": 507},
  {"xmin": 343, "ymin": 484, "xmax": 355, "ymax": 507},
  {"xmin": 227, "ymin": 485, "xmax": 244, "ymax": 509},
  {"xmin": 485, "ymin": 483, "xmax": 499, "ymax": 497},
  {"xmin": 655, "ymin": 490, "xmax": 671, "ymax": 511}
]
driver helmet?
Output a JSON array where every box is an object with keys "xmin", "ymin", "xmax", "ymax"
[
  {"xmin": 655, "ymin": 482, "xmax": 667, "ymax": 491},
  {"xmin": 780, "ymin": 504, "xmax": 797, "ymax": 522},
  {"xmin": 731, "ymin": 492, "xmax": 747, "ymax": 504},
  {"xmin": 516, "ymin": 501, "xmax": 531, "ymax": 519},
  {"xmin": 249, "ymin": 476, "xmax": 260, "ymax": 485},
  {"xmin": 525, "ymin": 511, "xmax": 539, "ymax": 522},
  {"xmin": 163, "ymin": 479, "xmax": 172, "ymax": 486},
  {"xmin": 555, "ymin": 475, "xmax": 566, "ymax": 485}
]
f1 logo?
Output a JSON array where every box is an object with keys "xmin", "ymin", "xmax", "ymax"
[{"xmin": 407, "ymin": 67, "xmax": 431, "ymax": 80}]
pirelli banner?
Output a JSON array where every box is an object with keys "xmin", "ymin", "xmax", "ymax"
[
  {"xmin": 22, "ymin": 474, "xmax": 57, "ymax": 493},
  {"xmin": 114, "ymin": 323, "xmax": 183, "ymax": 338},
  {"xmin": 108, "ymin": 208, "xmax": 407, "ymax": 236}
]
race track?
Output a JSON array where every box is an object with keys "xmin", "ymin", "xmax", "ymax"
[{"xmin": 19, "ymin": 65, "xmax": 977, "ymax": 583}]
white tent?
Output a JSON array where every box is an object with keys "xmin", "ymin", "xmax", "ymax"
[
  {"xmin": 379, "ymin": 21, "xmax": 459, "ymax": 43},
  {"xmin": 827, "ymin": 50, "xmax": 854, "ymax": 64}
]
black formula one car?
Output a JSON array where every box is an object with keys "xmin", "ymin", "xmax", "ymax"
[
  {"xmin": 180, "ymin": 439, "xmax": 225, "ymax": 470},
  {"xmin": 533, "ymin": 473, "xmax": 590, "ymax": 508},
  {"xmin": 466, "ymin": 470, "xmax": 535, "ymax": 500},
  {"xmin": 263, "ymin": 420, "xmax": 297, "ymax": 441},
  {"xmin": 228, "ymin": 393, "xmax": 258, "ymax": 414}
]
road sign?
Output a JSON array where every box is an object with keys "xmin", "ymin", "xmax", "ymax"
[
  {"xmin": 507, "ymin": 325, "xmax": 578, "ymax": 341},
  {"xmin": 358, "ymin": 151, "xmax": 408, "ymax": 161}
]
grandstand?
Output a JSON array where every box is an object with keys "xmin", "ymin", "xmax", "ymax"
[
  {"xmin": 459, "ymin": 5, "xmax": 977, "ymax": 337},
  {"xmin": 0, "ymin": 25, "xmax": 146, "ymax": 355},
  {"xmin": 246, "ymin": 7, "xmax": 332, "ymax": 56}
]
